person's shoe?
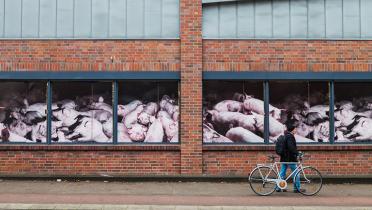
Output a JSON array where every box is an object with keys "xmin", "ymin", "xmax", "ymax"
[
  {"xmin": 294, "ymin": 189, "xmax": 306, "ymax": 193},
  {"xmin": 276, "ymin": 189, "xmax": 287, "ymax": 192}
]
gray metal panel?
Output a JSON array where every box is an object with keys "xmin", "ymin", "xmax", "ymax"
[
  {"xmin": 272, "ymin": 0, "xmax": 289, "ymax": 38},
  {"xmin": 255, "ymin": 0, "xmax": 272, "ymax": 38},
  {"xmin": 325, "ymin": 0, "xmax": 343, "ymax": 38},
  {"xmin": 308, "ymin": 0, "xmax": 325, "ymax": 38},
  {"xmin": 290, "ymin": 0, "xmax": 307, "ymax": 38},
  {"xmin": 144, "ymin": 0, "xmax": 161, "ymax": 37},
  {"xmin": 92, "ymin": 0, "xmax": 109, "ymax": 38},
  {"xmin": 0, "ymin": 0, "xmax": 4, "ymax": 37},
  {"xmin": 361, "ymin": 0, "xmax": 372, "ymax": 38},
  {"xmin": 127, "ymin": 0, "xmax": 144, "ymax": 37},
  {"xmin": 343, "ymin": 0, "xmax": 360, "ymax": 38},
  {"xmin": 4, "ymin": 0, "xmax": 22, "ymax": 37},
  {"xmin": 219, "ymin": 2, "xmax": 236, "ymax": 38},
  {"xmin": 237, "ymin": 0, "xmax": 254, "ymax": 38},
  {"xmin": 109, "ymin": 0, "xmax": 126, "ymax": 37},
  {"xmin": 74, "ymin": 0, "xmax": 91, "ymax": 38},
  {"xmin": 39, "ymin": 0, "xmax": 57, "ymax": 38},
  {"xmin": 203, "ymin": 3, "xmax": 219, "ymax": 38},
  {"xmin": 22, "ymin": 0, "xmax": 39, "ymax": 38},
  {"xmin": 162, "ymin": 0, "xmax": 179, "ymax": 37},
  {"xmin": 56, "ymin": 0, "xmax": 74, "ymax": 38}
]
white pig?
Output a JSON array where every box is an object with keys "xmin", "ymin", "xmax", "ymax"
[
  {"xmin": 138, "ymin": 102, "xmax": 159, "ymax": 125},
  {"xmin": 64, "ymin": 116, "xmax": 110, "ymax": 143},
  {"xmin": 243, "ymin": 96, "xmax": 283, "ymax": 120},
  {"xmin": 124, "ymin": 105, "xmax": 144, "ymax": 128},
  {"xmin": 344, "ymin": 116, "xmax": 372, "ymax": 141},
  {"xmin": 225, "ymin": 127, "xmax": 264, "ymax": 143},
  {"xmin": 127, "ymin": 123, "xmax": 148, "ymax": 142},
  {"xmin": 118, "ymin": 100, "xmax": 142, "ymax": 117},
  {"xmin": 213, "ymin": 100, "xmax": 244, "ymax": 112},
  {"xmin": 0, "ymin": 123, "xmax": 31, "ymax": 142},
  {"xmin": 160, "ymin": 96, "xmax": 178, "ymax": 116},
  {"xmin": 113, "ymin": 122, "xmax": 132, "ymax": 143},
  {"xmin": 252, "ymin": 112, "xmax": 285, "ymax": 138},
  {"xmin": 207, "ymin": 110, "xmax": 256, "ymax": 132},
  {"xmin": 158, "ymin": 114, "xmax": 179, "ymax": 141},
  {"xmin": 88, "ymin": 96, "xmax": 113, "ymax": 114},
  {"xmin": 313, "ymin": 121, "xmax": 330, "ymax": 142},
  {"xmin": 203, "ymin": 124, "xmax": 233, "ymax": 143},
  {"xmin": 144, "ymin": 119, "xmax": 164, "ymax": 143}
]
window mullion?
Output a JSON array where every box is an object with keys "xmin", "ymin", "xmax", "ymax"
[
  {"xmin": 329, "ymin": 81, "xmax": 335, "ymax": 144},
  {"xmin": 47, "ymin": 81, "xmax": 52, "ymax": 145},
  {"xmin": 264, "ymin": 81, "xmax": 270, "ymax": 144},
  {"xmin": 113, "ymin": 81, "xmax": 118, "ymax": 144}
]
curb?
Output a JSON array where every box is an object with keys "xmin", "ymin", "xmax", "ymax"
[{"xmin": 0, "ymin": 204, "xmax": 372, "ymax": 210}]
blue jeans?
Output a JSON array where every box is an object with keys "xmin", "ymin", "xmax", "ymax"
[{"xmin": 278, "ymin": 163, "xmax": 301, "ymax": 190}]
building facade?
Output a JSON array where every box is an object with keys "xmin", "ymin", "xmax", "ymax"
[{"xmin": 0, "ymin": 0, "xmax": 371, "ymax": 178}]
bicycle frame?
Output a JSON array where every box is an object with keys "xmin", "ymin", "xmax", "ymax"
[{"xmin": 256, "ymin": 161, "xmax": 304, "ymax": 183}]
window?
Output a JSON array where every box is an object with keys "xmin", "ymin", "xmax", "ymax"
[
  {"xmin": 203, "ymin": 77, "xmax": 372, "ymax": 144},
  {"xmin": 334, "ymin": 83, "xmax": 372, "ymax": 143},
  {"xmin": 203, "ymin": 81, "xmax": 264, "ymax": 143},
  {"xmin": 0, "ymin": 81, "xmax": 47, "ymax": 143},
  {"xmin": 118, "ymin": 81, "xmax": 179, "ymax": 143},
  {"xmin": 0, "ymin": 73, "xmax": 180, "ymax": 145},
  {"xmin": 51, "ymin": 81, "xmax": 113, "ymax": 143},
  {"xmin": 269, "ymin": 81, "xmax": 330, "ymax": 143}
]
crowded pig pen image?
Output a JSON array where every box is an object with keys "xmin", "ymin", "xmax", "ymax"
[
  {"xmin": 0, "ymin": 81, "xmax": 179, "ymax": 144},
  {"xmin": 118, "ymin": 81, "xmax": 179, "ymax": 143},
  {"xmin": 203, "ymin": 81, "xmax": 329, "ymax": 144}
]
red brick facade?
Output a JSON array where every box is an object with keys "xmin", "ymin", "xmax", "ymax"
[{"xmin": 0, "ymin": 3, "xmax": 372, "ymax": 178}]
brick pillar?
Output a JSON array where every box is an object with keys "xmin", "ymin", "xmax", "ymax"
[{"xmin": 180, "ymin": 0, "xmax": 203, "ymax": 175}]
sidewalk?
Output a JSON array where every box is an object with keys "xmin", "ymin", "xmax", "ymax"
[{"xmin": 0, "ymin": 180, "xmax": 371, "ymax": 209}]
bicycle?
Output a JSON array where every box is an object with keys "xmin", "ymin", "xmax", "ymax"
[{"xmin": 249, "ymin": 152, "xmax": 323, "ymax": 196}]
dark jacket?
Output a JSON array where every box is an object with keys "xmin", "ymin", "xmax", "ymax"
[{"xmin": 280, "ymin": 131, "xmax": 298, "ymax": 162}]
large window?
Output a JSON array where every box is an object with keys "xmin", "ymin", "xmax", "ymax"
[
  {"xmin": 204, "ymin": 79, "xmax": 372, "ymax": 144},
  {"xmin": 0, "ymin": 77, "xmax": 179, "ymax": 144},
  {"xmin": 118, "ymin": 81, "xmax": 179, "ymax": 143},
  {"xmin": 203, "ymin": 81, "xmax": 264, "ymax": 143},
  {"xmin": 334, "ymin": 83, "xmax": 372, "ymax": 143},
  {"xmin": 269, "ymin": 82, "xmax": 330, "ymax": 143},
  {"xmin": 52, "ymin": 82, "xmax": 113, "ymax": 143},
  {"xmin": 0, "ymin": 81, "xmax": 47, "ymax": 143}
]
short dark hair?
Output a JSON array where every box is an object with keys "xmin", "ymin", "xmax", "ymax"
[{"xmin": 285, "ymin": 120, "xmax": 296, "ymax": 132}]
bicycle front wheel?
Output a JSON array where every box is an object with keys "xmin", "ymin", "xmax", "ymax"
[
  {"xmin": 249, "ymin": 166, "xmax": 278, "ymax": 196},
  {"xmin": 294, "ymin": 166, "xmax": 323, "ymax": 196}
]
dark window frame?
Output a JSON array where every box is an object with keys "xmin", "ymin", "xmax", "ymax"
[
  {"xmin": 203, "ymin": 72, "xmax": 372, "ymax": 145},
  {"xmin": 0, "ymin": 71, "xmax": 180, "ymax": 145}
]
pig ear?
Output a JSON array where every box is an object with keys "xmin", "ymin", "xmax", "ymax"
[
  {"xmin": 98, "ymin": 96, "xmax": 104, "ymax": 103},
  {"xmin": 118, "ymin": 105, "xmax": 125, "ymax": 109}
]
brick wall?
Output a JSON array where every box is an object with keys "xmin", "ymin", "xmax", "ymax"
[
  {"xmin": 203, "ymin": 40, "xmax": 372, "ymax": 72},
  {"xmin": 0, "ymin": 40, "xmax": 180, "ymax": 71},
  {"xmin": 203, "ymin": 146, "xmax": 372, "ymax": 177},
  {"xmin": 180, "ymin": 0, "xmax": 203, "ymax": 175},
  {"xmin": 0, "ymin": 146, "xmax": 180, "ymax": 177},
  {"xmin": 0, "ymin": 6, "xmax": 372, "ymax": 178}
]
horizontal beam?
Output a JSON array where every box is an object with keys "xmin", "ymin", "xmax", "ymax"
[
  {"xmin": 203, "ymin": 72, "xmax": 372, "ymax": 81},
  {"xmin": 0, "ymin": 72, "xmax": 180, "ymax": 80}
]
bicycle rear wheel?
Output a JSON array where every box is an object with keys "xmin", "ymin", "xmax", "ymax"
[
  {"xmin": 249, "ymin": 166, "xmax": 278, "ymax": 196},
  {"xmin": 294, "ymin": 166, "xmax": 323, "ymax": 196}
]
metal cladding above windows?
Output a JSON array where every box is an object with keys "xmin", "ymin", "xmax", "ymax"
[
  {"xmin": 0, "ymin": 0, "xmax": 179, "ymax": 39},
  {"xmin": 202, "ymin": 0, "xmax": 372, "ymax": 39}
]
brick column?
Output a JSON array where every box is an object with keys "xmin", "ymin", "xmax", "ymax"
[{"xmin": 180, "ymin": 0, "xmax": 203, "ymax": 175}]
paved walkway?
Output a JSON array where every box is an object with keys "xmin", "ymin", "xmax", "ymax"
[{"xmin": 0, "ymin": 180, "xmax": 371, "ymax": 209}]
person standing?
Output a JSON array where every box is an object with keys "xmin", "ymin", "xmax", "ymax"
[{"xmin": 276, "ymin": 122, "xmax": 304, "ymax": 193}]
